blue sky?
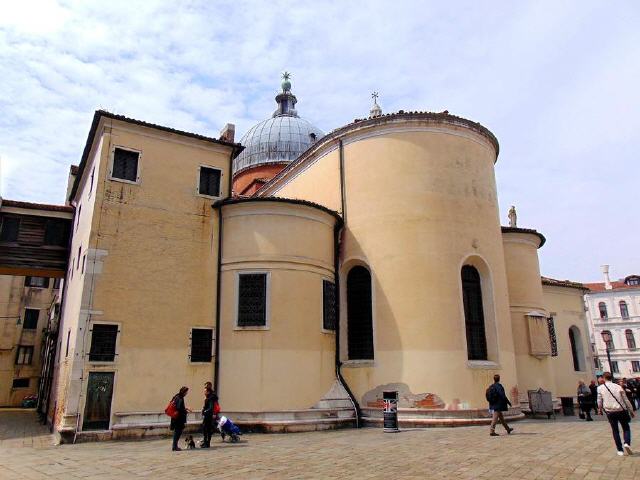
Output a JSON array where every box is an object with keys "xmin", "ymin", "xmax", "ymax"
[{"xmin": 1, "ymin": 1, "xmax": 638, "ymax": 282}]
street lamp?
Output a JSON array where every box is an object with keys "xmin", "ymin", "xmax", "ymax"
[{"xmin": 602, "ymin": 330, "xmax": 614, "ymax": 375}]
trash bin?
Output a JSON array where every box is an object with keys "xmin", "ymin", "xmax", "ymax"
[
  {"xmin": 383, "ymin": 390, "xmax": 399, "ymax": 432},
  {"xmin": 560, "ymin": 397, "xmax": 575, "ymax": 416}
]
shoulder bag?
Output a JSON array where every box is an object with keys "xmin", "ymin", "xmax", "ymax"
[{"xmin": 603, "ymin": 383, "xmax": 632, "ymax": 422}]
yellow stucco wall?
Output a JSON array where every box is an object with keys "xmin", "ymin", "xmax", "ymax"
[{"xmin": 218, "ymin": 200, "xmax": 338, "ymax": 411}]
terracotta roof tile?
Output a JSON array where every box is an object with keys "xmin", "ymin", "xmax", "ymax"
[
  {"xmin": 583, "ymin": 280, "xmax": 640, "ymax": 293},
  {"xmin": 1, "ymin": 199, "xmax": 73, "ymax": 213},
  {"xmin": 541, "ymin": 276, "xmax": 587, "ymax": 290}
]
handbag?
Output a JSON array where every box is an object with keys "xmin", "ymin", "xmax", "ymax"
[
  {"xmin": 165, "ymin": 398, "xmax": 179, "ymax": 419},
  {"xmin": 603, "ymin": 383, "xmax": 632, "ymax": 422}
]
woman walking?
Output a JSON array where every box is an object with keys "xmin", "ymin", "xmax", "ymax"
[
  {"xmin": 170, "ymin": 386, "xmax": 190, "ymax": 451},
  {"xmin": 577, "ymin": 380, "xmax": 594, "ymax": 421}
]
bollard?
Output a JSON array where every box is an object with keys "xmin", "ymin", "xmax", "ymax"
[{"xmin": 383, "ymin": 390, "xmax": 399, "ymax": 432}]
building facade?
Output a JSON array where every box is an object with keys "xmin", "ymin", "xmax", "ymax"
[{"xmin": 584, "ymin": 266, "xmax": 640, "ymax": 378}]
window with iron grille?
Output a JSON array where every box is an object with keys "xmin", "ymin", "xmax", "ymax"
[
  {"xmin": 611, "ymin": 361, "xmax": 619, "ymax": 374},
  {"xmin": 547, "ymin": 317, "xmax": 558, "ymax": 356},
  {"xmin": 190, "ymin": 328, "xmax": 213, "ymax": 362},
  {"xmin": 461, "ymin": 265, "xmax": 488, "ymax": 361},
  {"xmin": 237, "ymin": 273, "xmax": 267, "ymax": 327},
  {"xmin": 626, "ymin": 329, "xmax": 636, "ymax": 350},
  {"xmin": 12, "ymin": 378, "xmax": 29, "ymax": 388},
  {"xmin": 347, "ymin": 266, "xmax": 374, "ymax": 360},
  {"xmin": 25, "ymin": 276, "xmax": 49, "ymax": 288},
  {"xmin": 633, "ymin": 361, "xmax": 640, "ymax": 373},
  {"xmin": 199, "ymin": 166, "xmax": 221, "ymax": 197},
  {"xmin": 15, "ymin": 346, "xmax": 34, "ymax": 365},
  {"xmin": 23, "ymin": 309, "xmax": 39, "ymax": 330},
  {"xmin": 112, "ymin": 148, "xmax": 139, "ymax": 182},
  {"xmin": 0, "ymin": 216, "xmax": 19, "ymax": 242},
  {"xmin": 322, "ymin": 280, "xmax": 336, "ymax": 331},
  {"xmin": 88, "ymin": 324, "xmax": 119, "ymax": 362}
]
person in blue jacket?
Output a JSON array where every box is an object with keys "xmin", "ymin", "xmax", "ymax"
[{"xmin": 486, "ymin": 374, "xmax": 514, "ymax": 436}]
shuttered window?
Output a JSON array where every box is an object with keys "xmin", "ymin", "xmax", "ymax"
[
  {"xmin": 15, "ymin": 346, "xmax": 34, "ymax": 365},
  {"xmin": 461, "ymin": 265, "xmax": 488, "ymax": 361},
  {"xmin": 44, "ymin": 219, "xmax": 69, "ymax": 246},
  {"xmin": 112, "ymin": 148, "xmax": 139, "ymax": 182},
  {"xmin": 23, "ymin": 309, "xmax": 39, "ymax": 330},
  {"xmin": 347, "ymin": 266, "xmax": 374, "ymax": 360},
  {"xmin": 322, "ymin": 280, "xmax": 336, "ymax": 331},
  {"xmin": 89, "ymin": 324, "xmax": 119, "ymax": 362},
  {"xmin": 237, "ymin": 273, "xmax": 267, "ymax": 327},
  {"xmin": 0, "ymin": 216, "xmax": 19, "ymax": 242},
  {"xmin": 25, "ymin": 276, "xmax": 49, "ymax": 288},
  {"xmin": 190, "ymin": 328, "xmax": 213, "ymax": 362},
  {"xmin": 199, "ymin": 167, "xmax": 221, "ymax": 197}
]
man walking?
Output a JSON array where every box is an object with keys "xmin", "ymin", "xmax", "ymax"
[
  {"xmin": 487, "ymin": 374, "xmax": 513, "ymax": 436},
  {"xmin": 598, "ymin": 371, "xmax": 635, "ymax": 456}
]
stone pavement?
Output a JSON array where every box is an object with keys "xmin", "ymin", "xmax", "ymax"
[{"xmin": 0, "ymin": 410, "xmax": 639, "ymax": 479}]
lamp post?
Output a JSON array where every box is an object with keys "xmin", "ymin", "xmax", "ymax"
[{"xmin": 602, "ymin": 330, "xmax": 614, "ymax": 376}]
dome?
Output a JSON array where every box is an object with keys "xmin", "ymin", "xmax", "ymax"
[{"xmin": 233, "ymin": 75, "xmax": 324, "ymax": 175}]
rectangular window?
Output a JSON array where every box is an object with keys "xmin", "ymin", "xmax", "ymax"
[
  {"xmin": 25, "ymin": 276, "xmax": 49, "ymax": 288},
  {"xmin": 12, "ymin": 378, "xmax": 30, "ymax": 388},
  {"xmin": 76, "ymin": 205, "xmax": 82, "ymax": 232},
  {"xmin": 44, "ymin": 219, "xmax": 69, "ymax": 247},
  {"xmin": 611, "ymin": 361, "xmax": 619, "ymax": 374},
  {"xmin": 82, "ymin": 254, "xmax": 87, "ymax": 273},
  {"xmin": 322, "ymin": 280, "xmax": 336, "ymax": 331},
  {"xmin": 633, "ymin": 361, "xmax": 640, "ymax": 373},
  {"xmin": 198, "ymin": 166, "xmax": 222, "ymax": 197},
  {"xmin": 0, "ymin": 216, "xmax": 20, "ymax": 242},
  {"xmin": 23, "ymin": 309, "xmax": 39, "ymax": 330},
  {"xmin": 77, "ymin": 246, "xmax": 81, "ymax": 270},
  {"xmin": 89, "ymin": 166, "xmax": 95, "ymax": 196},
  {"xmin": 65, "ymin": 330, "xmax": 71, "ymax": 358},
  {"xmin": 237, "ymin": 273, "xmax": 267, "ymax": 327},
  {"xmin": 112, "ymin": 148, "xmax": 139, "ymax": 182},
  {"xmin": 190, "ymin": 328, "xmax": 213, "ymax": 362},
  {"xmin": 88, "ymin": 324, "xmax": 119, "ymax": 362},
  {"xmin": 53, "ymin": 277, "xmax": 62, "ymax": 290},
  {"xmin": 15, "ymin": 346, "xmax": 34, "ymax": 365}
]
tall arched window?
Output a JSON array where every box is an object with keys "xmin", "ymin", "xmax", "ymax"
[
  {"xmin": 620, "ymin": 301, "xmax": 629, "ymax": 319},
  {"xmin": 347, "ymin": 266, "xmax": 373, "ymax": 360},
  {"xmin": 461, "ymin": 265, "xmax": 488, "ymax": 360},
  {"xmin": 568, "ymin": 326, "xmax": 584, "ymax": 371},
  {"xmin": 601, "ymin": 330, "xmax": 614, "ymax": 350},
  {"xmin": 626, "ymin": 329, "xmax": 636, "ymax": 350},
  {"xmin": 598, "ymin": 302, "xmax": 608, "ymax": 319}
]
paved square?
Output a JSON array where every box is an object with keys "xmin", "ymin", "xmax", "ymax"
[{"xmin": 0, "ymin": 410, "xmax": 639, "ymax": 479}]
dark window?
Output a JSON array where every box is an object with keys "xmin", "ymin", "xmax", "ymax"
[
  {"xmin": 88, "ymin": 324, "xmax": 119, "ymax": 362},
  {"xmin": 598, "ymin": 302, "xmax": 608, "ymax": 319},
  {"xmin": 76, "ymin": 205, "xmax": 81, "ymax": 232},
  {"xmin": 53, "ymin": 277, "xmax": 62, "ymax": 290},
  {"xmin": 594, "ymin": 357, "xmax": 601, "ymax": 370},
  {"xmin": 77, "ymin": 246, "xmax": 81, "ymax": 270},
  {"xmin": 626, "ymin": 329, "xmax": 636, "ymax": 350},
  {"xmin": 627, "ymin": 277, "xmax": 640, "ymax": 286},
  {"xmin": 0, "ymin": 216, "xmax": 19, "ymax": 242},
  {"xmin": 12, "ymin": 378, "xmax": 29, "ymax": 388},
  {"xmin": 461, "ymin": 265, "xmax": 488, "ymax": 360},
  {"xmin": 568, "ymin": 327, "xmax": 582, "ymax": 371},
  {"xmin": 25, "ymin": 276, "xmax": 49, "ymax": 288},
  {"xmin": 237, "ymin": 273, "xmax": 267, "ymax": 327},
  {"xmin": 347, "ymin": 266, "xmax": 374, "ymax": 360},
  {"xmin": 89, "ymin": 166, "xmax": 95, "ymax": 195},
  {"xmin": 15, "ymin": 346, "xmax": 34, "ymax": 365},
  {"xmin": 322, "ymin": 280, "xmax": 336, "ymax": 331},
  {"xmin": 23, "ymin": 309, "xmax": 39, "ymax": 330},
  {"xmin": 633, "ymin": 361, "xmax": 640, "ymax": 373},
  {"xmin": 611, "ymin": 361, "xmax": 619, "ymax": 374},
  {"xmin": 82, "ymin": 254, "xmax": 86, "ymax": 273},
  {"xmin": 65, "ymin": 330, "xmax": 71, "ymax": 358},
  {"xmin": 190, "ymin": 328, "xmax": 213, "ymax": 362},
  {"xmin": 44, "ymin": 219, "xmax": 69, "ymax": 247},
  {"xmin": 199, "ymin": 167, "xmax": 221, "ymax": 197},
  {"xmin": 547, "ymin": 317, "xmax": 558, "ymax": 356},
  {"xmin": 602, "ymin": 330, "xmax": 614, "ymax": 350},
  {"xmin": 620, "ymin": 301, "xmax": 629, "ymax": 319},
  {"xmin": 112, "ymin": 148, "xmax": 139, "ymax": 182}
]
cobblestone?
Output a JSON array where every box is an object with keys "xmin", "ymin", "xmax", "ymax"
[{"xmin": 0, "ymin": 410, "xmax": 639, "ymax": 479}]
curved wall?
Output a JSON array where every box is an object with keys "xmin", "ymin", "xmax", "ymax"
[{"xmin": 218, "ymin": 200, "xmax": 339, "ymax": 412}]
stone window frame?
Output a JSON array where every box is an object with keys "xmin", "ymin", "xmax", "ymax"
[
  {"xmin": 234, "ymin": 270, "xmax": 271, "ymax": 331},
  {"xmin": 108, "ymin": 145, "xmax": 142, "ymax": 185}
]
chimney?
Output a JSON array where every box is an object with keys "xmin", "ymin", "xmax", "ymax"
[
  {"xmin": 219, "ymin": 123, "xmax": 235, "ymax": 143},
  {"xmin": 602, "ymin": 264, "xmax": 612, "ymax": 290}
]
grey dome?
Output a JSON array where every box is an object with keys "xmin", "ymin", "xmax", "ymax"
[{"xmin": 233, "ymin": 77, "xmax": 323, "ymax": 175}]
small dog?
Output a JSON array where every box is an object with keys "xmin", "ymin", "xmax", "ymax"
[{"xmin": 184, "ymin": 435, "xmax": 196, "ymax": 450}]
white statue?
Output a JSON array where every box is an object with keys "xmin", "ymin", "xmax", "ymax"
[{"xmin": 508, "ymin": 205, "xmax": 517, "ymax": 228}]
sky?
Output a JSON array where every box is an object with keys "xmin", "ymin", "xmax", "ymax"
[{"xmin": 0, "ymin": 0, "xmax": 638, "ymax": 282}]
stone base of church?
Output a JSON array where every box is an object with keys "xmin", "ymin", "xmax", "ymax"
[{"xmin": 361, "ymin": 406, "xmax": 525, "ymax": 428}]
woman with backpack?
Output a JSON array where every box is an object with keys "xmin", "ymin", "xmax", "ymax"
[{"xmin": 168, "ymin": 386, "xmax": 191, "ymax": 451}]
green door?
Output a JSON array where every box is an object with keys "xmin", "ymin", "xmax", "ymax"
[{"xmin": 82, "ymin": 372, "xmax": 114, "ymax": 430}]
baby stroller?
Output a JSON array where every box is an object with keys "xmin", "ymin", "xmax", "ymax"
[{"xmin": 217, "ymin": 415, "xmax": 242, "ymax": 443}]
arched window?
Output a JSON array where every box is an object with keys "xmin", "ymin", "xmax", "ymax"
[
  {"xmin": 626, "ymin": 329, "xmax": 636, "ymax": 350},
  {"xmin": 347, "ymin": 266, "xmax": 373, "ymax": 360},
  {"xmin": 620, "ymin": 301, "xmax": 629, "ymax": 319},
  {"xmin": 461, "ymin": 265, "xmax": 488, "ymax": 360},
  {"xmin": 598, "ymin": 302, "xmax": 608, "ymax": 319},
  {"xmin": 568, "ymin": 326, "xmax": 584, "ymax": 371},
  {"xmin": 601, "ymin": 330, "xmax": 614, "ymax": 350}
]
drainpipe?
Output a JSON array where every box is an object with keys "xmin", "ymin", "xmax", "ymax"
[{"xmin": 335, "ymin": 138, "xmax": 360, "ymax": 427}]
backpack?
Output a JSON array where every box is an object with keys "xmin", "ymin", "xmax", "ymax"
[
  {"xmin": 485, "ymin": 386, "xmax": 497, "ymax": 403},
  {"xmin": 165, "ymin": 398, "xmax": 179, "ymax": 419}
]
